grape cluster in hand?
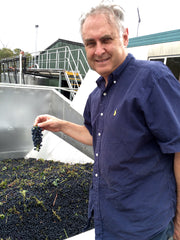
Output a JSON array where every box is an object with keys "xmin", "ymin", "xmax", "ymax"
[{"xmin": 31, "ymin": 126, "xmax": 43, "ymax": 151}]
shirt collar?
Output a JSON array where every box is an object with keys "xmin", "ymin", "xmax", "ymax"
[{"xmin": 96, "ymin": 53, "xmax": 134, "ymax": 90}]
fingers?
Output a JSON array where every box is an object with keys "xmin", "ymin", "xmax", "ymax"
[
  {"xmin": 34, "ymin": 114, "xmax": 50, "ymax": 126},
  {"xmin": 33, "ymin": 114, "xmax": 61, "ymax": 132}
]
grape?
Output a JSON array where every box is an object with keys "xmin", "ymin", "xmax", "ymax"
[{"xmin": 31, "ymin": 126, "xmax": 43, "ymax": 151}]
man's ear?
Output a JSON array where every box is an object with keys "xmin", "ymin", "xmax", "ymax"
[{"xmin": 123, "ymin": 28, "xmax": 129, "ymax": 47}]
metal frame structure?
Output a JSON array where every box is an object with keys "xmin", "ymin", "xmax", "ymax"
[{"xmin": 0, "ymin": 46, "xmax": 90, "ymax": 100}]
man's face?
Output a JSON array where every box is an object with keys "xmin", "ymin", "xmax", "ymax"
[{"xmin": 82, "ymin": 14, "xmax": 129, "ymax": 82}]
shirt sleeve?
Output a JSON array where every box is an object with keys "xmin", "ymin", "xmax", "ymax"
[
  {"xmin": 83, "ymin": 95, "xmax": 93, "ymax": 136},
  {"xmin": 144, "ymin": 64, "xmax": 180, "ymax": 153}
]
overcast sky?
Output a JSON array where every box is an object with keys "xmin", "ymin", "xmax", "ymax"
[{"xmin": 0, "ymin": 0, "xmax": 179, "ymax": 53}]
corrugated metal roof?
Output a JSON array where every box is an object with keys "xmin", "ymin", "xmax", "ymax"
[
  {"xmin": 128, "ymin": 29, "xmax": 180, "ymax": 48},
  {"xmin": 46, "ymin": 39, "xmax": 84, "ymax": 50}
]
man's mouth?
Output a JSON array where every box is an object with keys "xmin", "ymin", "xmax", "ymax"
[{"xmin": 95, "ymin": 57, "xmax": 110, "ymax": 63}]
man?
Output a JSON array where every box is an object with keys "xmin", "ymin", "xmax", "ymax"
[{"xmin": 34, "ymin": 3, "xmax": 180, "ymax": 240}]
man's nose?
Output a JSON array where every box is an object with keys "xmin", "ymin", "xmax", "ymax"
[{"xmin": 95, "ymin": 43, "xmax": 105, "ymax": 56}]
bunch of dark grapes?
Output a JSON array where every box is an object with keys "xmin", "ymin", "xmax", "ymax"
[{"xmin": 31, "ymin": 126, "xmax": 43, "ymax": 151}]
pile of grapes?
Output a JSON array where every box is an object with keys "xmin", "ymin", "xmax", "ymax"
[{"xmin": 0, "ymin": 158, "xmax": 93, "ymax": 240}]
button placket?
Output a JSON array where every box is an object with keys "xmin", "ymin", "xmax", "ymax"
[{"xmin": 93, "ymin": 88, "xmax": 108, "ymax": 202}]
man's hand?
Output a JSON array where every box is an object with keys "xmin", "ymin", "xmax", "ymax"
[
  {"xmin": 34, "ymin": 114, "xmax": 93, "ymax": 146},
  {"xmin": 34, "ymin": 114, "xmax": 64, "ymax": 132},
  {"xmin": 174, "ymin": 215, "xmax": 180, "ymax": 240},
  {"xmin": 174, "ymin": 152, "xmax": 180, "ymax": 240}
]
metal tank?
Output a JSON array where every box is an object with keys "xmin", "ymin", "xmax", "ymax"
[{"xmin": 0, "ymin": 83, "xmax": 93, "ymax": 160}]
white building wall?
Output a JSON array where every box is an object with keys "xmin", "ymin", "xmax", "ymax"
[
  {"xmin": 127, "ymin": 41, "xmax": 180, "ymax": 60},
  {"xmin": 127, "ymin": 45, "xmax": 149, "ymax": 60}
]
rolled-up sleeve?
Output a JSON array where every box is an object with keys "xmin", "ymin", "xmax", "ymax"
[{"xmin": 144, "ymin": 66, "xmax": 180, "ymax": 153}]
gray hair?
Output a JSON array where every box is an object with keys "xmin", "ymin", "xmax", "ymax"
[{"xmin": 80, "ymin": 2, "xmax": 126, "ymax": 37}]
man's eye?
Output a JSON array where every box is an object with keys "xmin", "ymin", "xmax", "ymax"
[
  {"xmin": 103, "ymin": 38, "xmax": 112, "ymax": 43},
  {"xmin": 86, "ymin": 42, "xmax": 95, "ymax": 47}
]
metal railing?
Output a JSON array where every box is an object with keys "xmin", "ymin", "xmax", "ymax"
[
  {"xmin": 28, "ymin": 46, "xmax": 89, "ymax": 78},
  {"xmin": 0, "ymin": 46, "xmax": 90, "ymax": 100},
  {"xmin": 26, "ymin": 46, "xmax": 90, "ymax": 99}
]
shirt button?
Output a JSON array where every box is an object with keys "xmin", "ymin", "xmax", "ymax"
[
  {"xmin": 95, "ymin": 173, "xmax": 98, "ymax": 177},
  {"xmin": 98, "ymin": 132, "xmax": 101, "ymax": 136},
  {"xmin": 96, "ymin": 153, "xmax": 99, "ymax": 157},
  {"xmin": 103, "ymin": 92, "xmax": 107, "ymax": 96},
  {"xmin": 100, "ymin": 113, "xmax": 104, "ymax": 116},
  {"xmin": 114, "ymin": 81, "xmax": 117, "ymax": 84}
]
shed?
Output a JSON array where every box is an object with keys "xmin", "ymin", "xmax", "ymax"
[{"xmin": 41, "ymin": 39, "xmax": 89, "ymax": 76}]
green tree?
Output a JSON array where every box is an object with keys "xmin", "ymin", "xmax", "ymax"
[
  {"xmin": 0, "ymin": 48, "xmax": 14, "ymax": 60},
  {"xmin": 13, "ymin": 48, "xmax": 22, "ymax": 56},
  {"xmin": 0, "ymin": 47, "xmax": 32, "ymax": 61}
]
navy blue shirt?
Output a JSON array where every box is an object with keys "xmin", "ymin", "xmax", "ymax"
[{"xmin": 83, "ymin": 54, "xmax": 180, "ymax": 240}]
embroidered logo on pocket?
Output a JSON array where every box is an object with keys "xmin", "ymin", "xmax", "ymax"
[{"xmin": 113, "ymin": 109, "xmax": 117, "ymax": 116}]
